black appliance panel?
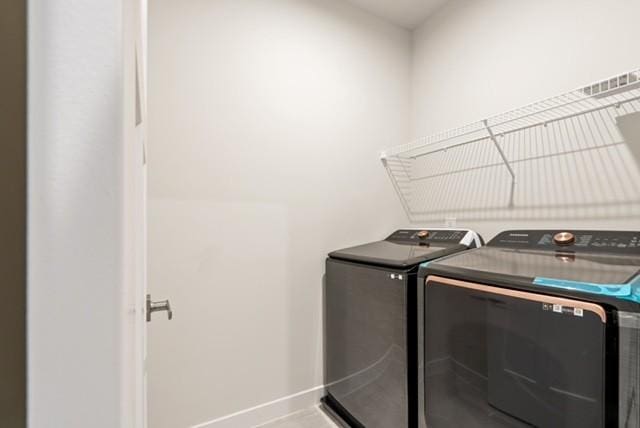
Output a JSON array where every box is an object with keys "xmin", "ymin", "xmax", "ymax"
[
  {"xmin": 325, "ymin": 259, "xmax": 413, "ymax": 428},
  {"xmin": 387, "ymin": 229, "xmax": 470, "ymax": 244},
  {"xmin": 424, "ymin": 278, "xmax": 606, "ymax": 428},
  {"xmin": 489, "ymin": 230, "xmax": 640, "ymax": 254}
]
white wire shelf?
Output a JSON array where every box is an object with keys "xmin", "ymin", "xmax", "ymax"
[{"xmin": 382, "ymin": 69, "xmax": 640, "ymax": 223}]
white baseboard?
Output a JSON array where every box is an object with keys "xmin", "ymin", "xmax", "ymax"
[{"xmin": 191, "ymin": 385, "xmax": 326, "ymax": 428}]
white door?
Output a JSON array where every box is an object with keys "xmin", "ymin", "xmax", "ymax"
[
  {"xmin": 129, "ymin": 2, "xmax": 175, "ymax": 426},
  {"xmin": 126, "ymin": 1, "xmax": 156, "ymax": 427}
]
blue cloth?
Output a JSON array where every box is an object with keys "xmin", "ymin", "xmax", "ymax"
[{"xmin": 533, "ymin": 276, "xmax": 640, "ymax": 303}]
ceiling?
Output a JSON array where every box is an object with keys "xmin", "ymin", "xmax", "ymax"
[{"xmin": 344, "ymin": 0, "xmax": 449, "ymax": 29}]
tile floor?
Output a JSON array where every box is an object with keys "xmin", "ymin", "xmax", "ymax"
[{"xmin": 254, "ymin": 406, "xmax": 339, "ymax": 428}]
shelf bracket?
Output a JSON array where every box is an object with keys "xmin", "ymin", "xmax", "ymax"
[
  {"xmin": 484, "ymin": 120, "xmax": 516, "ymax": 208},
  {"xmin": 380, "ymin": 152, "xmax": 413, "ymax": 221}
]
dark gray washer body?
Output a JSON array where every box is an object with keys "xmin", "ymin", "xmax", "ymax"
[{"xmin": 324, "ymin": 229, "xmax": 478, "ymax": 428}]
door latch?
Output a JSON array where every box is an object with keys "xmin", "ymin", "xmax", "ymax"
[{"xmin": 146, "ymin": 294, "xmax": 173, "ymax": 322}]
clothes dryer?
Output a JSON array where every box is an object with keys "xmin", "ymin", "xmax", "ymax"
[{"xmin": 418, "ymin": 230, "xmax": 640, "ymax": 428}]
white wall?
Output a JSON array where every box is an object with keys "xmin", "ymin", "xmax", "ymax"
[
  {"xmin": 147, "ymin": 0, "xmax": 410, "ymax": 427},
  {"xmin": 28, "ymin": 1, "xmax": 145, "ymax": 427},
  {"xmin": 411, "ymin": 0, "xmax": 640, "ymax": 238},
  {"xmin": 27, "ymin": 1, "xmax": 640, "ymax": 427}
]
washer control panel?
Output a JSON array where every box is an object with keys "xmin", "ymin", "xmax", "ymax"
[
  {"xmin": 490, "ymin": 230, "xmax": 640, "ymax": 253},
  {"xmin": 387, "ymin": 229, "xmax": 468, "ymax": 244}
]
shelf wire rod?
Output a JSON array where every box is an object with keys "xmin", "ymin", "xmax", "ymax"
[
  {"xmin": 411, "ymin": 134, "xmax": 492, "ymax": 159},
  {"xmin": 381, "ymin": 157, "xmax": 412, "ymax": 221},
  {"xmin": 456, "ymin": 141, "xmax": 473, "ymax": 211},
  {"xmin": 404, "ymin": 139, "xmax": 628, "ymax": 183},
  {"xmin": 574, "ymin": 115, "xmax": 607, "ymax": 203},
  {"xmin": 560, "ymin": 114, "xmax": 588, "ymax": 205},
  {"xmin": 489, "ymin": 138, "xmax": 501, "ymax": 214},
  {"xmin": 596, "ymin": 108, "xmax": 616, "ymax": 142},
  {"xmin": 602, "ymin": 108, "xmax": 638, "ymax": 200},
  {"xmin": 567, "ymin": 113, "xmax": 600, "ymax": 201},
  {"xmin": 585, "ymin": 115, "xmax": 616, "ymax": 216},
  {"xmin": 411, "ymin": 94, "xmax": 640, "ymax": 161},
  {"xmin": 396, "ymin": 120, "xmax": 496, "ymax": 157},
  {"xmin": 485, "ymin": 91, "xmax": 588, "ymax": 129},
  {"xmin": 400, "ymin": 125, "xmax": 489, "ymax": 158},
  {"xmin": 398, "ymin": 156, "xmax": 412, "ymax": 183},
  {"xmin": 592, "ymin": 112, "xmax": 630, "ymax": 202},
  {"xmin": 429, "ymin": 154, "xmax": 447, "ymax": 219},
  {"xmin": 395, "ymin": 73, "xmax": 640, "ymax": 158},
  {"xmin": 483, "ymin": 119, "xmax": 516, "ymax": 180},
  {"xmin": 617, "ymin": 91, "xmax": 638, "ymax": 114},
  {"xmin": 542, "ymin": 124, "xmax": 553, "ymax": 217},
  {"xmin": 476, "ymin": 132, "xmax": 493, "ymax": 213},
  {"xmin": 495, "ymin": 91, "xmax": 605, "ymax": 133},
  {"xmin": 466, "ymin": 141, "xmax": 480, "ymax": 214},
  {"xmin": 549, "ymin": 120, "xmax": 570, "ymax": 206}
]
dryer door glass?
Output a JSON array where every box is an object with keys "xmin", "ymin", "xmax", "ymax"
[{"xmin": 423, "ymin": 276, "xmax": 608, "ymax": 428}]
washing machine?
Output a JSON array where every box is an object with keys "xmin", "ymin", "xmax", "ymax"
[
  {"xmin": 418, "ymin": 230, "xmax": 640, "ymax": 428},
  {"xmin": 322, "ymin": 228, "xmax": 483, "ymax": 428}
]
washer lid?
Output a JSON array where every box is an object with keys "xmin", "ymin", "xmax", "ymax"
[
  {"xmin": 329, "ymin": 229, "xmax": 476, "ymax": 268},
  {"xmin": 433, "ymin": 246, "xmax": 640, "ymax": 285},
  {"xmin": 424, "ymin": 230, "xmax": 640, "ymax": 305}
]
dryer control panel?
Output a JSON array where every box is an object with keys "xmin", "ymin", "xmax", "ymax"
[
  {"xmin": 387, "ymin": 229, "xmax": 468, "ymax": 244},
  {"xmin": 490, "ymin": 230, "xmax": 640, "ymax": 254}
]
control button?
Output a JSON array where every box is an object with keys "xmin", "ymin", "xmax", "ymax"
[
  {"xmin": 553, "ymin": 232, "xmax": 575, "ymax": 246},
  {"xmin": 417, "ymin": 230, "xmax": 430, "ymax": 240}
]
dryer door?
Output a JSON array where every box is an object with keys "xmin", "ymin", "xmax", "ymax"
[{"xmin": 423, "ymin": 276, "xmax": 608, "ymax": 428}]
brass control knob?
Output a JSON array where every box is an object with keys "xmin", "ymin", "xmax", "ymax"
[
  {"xmin": 553, "ymin": 232, "xmax": 575, "ymax": 246},
  {"xmin": 417, "ymin": 230, "xmax": 430, "ymax": 240}
]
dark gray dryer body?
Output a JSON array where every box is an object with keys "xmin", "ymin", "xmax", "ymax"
[
  {"xmin": 419, "ymin": 230, "xmax": 640, "ymax": 428},
  {"xmin": 323, "ymin": 229, "xmax": 482, "ymax": 428}
]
